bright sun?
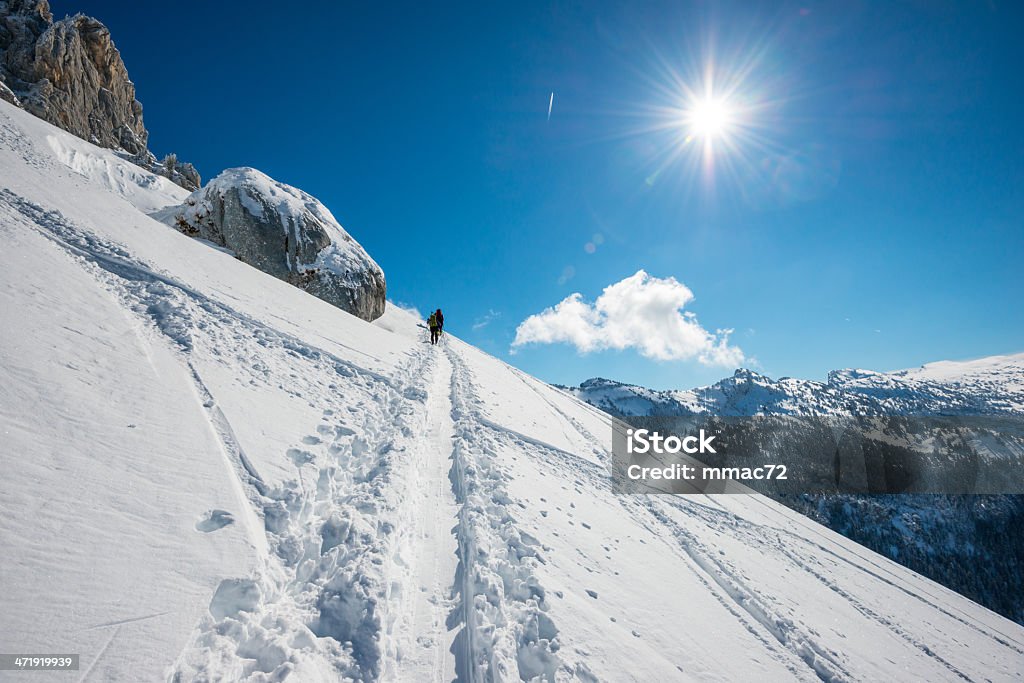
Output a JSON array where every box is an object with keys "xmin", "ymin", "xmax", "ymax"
[
  {"xmin": 685, "ymin": 97, "xmax": 734, "ymax": 139},
  {"xmin": 641, "ymin": 57, "xmax": 776, "ymax": 187}
]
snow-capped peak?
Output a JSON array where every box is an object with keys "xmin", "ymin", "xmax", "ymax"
[{"xmin": 570, "ymin": 352, "xmax": 1024, "ymax": 418}]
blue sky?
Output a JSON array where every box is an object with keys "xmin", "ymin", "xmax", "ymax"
[{"xmin": 58, "ymin": 1, "xmax": 1023, "ymax": 389}]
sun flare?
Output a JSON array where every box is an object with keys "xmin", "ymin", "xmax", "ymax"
[
  {"xmin": 684, "ymin": 96, "xmax": 734, "ymax": 140},
  {"xmin": 634, "ymin": 50, "xmax": 783, "ymax": 193}
]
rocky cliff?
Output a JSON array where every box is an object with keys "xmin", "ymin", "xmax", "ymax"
[
  {"xmin": 0, "ymin": 0, "xmax": 199, "ymax": 189},
  {"xmin": 158, "ymin": 168, "xmax": 386, "ymax": 321}
]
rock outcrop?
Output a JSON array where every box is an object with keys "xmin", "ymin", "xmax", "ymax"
[
  {"xmin": 160, "ymin": 168, "xmax": 386, "ymax": 321},
  {"xmin": 0, "ymin": 0, "xmax": 199, "ymax": 189},
  {"xmin": 153, "ymin": 152, "xmax": 201, "ymax": 192}
]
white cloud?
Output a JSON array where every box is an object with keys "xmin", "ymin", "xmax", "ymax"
[
  {"xmin": 472, "ymin": 309, "xmax": 501, "ymax": 330},
  {"xmin": 511, "ymin": 270, "xmax": 744, "ymax": 367}
]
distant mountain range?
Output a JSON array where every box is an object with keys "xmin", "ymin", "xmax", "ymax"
[
  {"xmin": 562, "ymin": 353, "xmax": 1024, "ymax": 625},
  {"xmin": 564, "ymin": 353, "xmax": 1024, "ymax": 418}
]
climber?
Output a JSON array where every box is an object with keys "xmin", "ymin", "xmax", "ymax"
[
  {"xmin": 428, "ymin": 310, "xmax": 439, "ymax": 345},
  {"xmin": 435, "ymin": 309, "xmax": 444, "ymax": 336}
]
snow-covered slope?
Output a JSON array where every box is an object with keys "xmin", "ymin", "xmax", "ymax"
[
  {"xmin": 828, "ymin": 354, "xmax": 1024, "ymax": 415},
  {"xmin": 2, "ymin": 99, "xmax": 1023, "ymax": 681}
]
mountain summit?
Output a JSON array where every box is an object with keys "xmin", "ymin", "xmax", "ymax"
[{"xmin": 568, "ymin": 354, "xmax": 1024, "ymax": 418}]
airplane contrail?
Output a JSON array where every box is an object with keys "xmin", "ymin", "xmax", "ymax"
[{"xmin": 547, "ymin": 92, "xmax": 554, "ymax": 121}]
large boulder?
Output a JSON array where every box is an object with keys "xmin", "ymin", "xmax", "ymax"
[
  {"xmin": 0, "ymin": 0, "xmax": 199, "ymax": 190},
  {"xmin": 162, "ymin": 167, "xmax": 386, "ymax": 321}
]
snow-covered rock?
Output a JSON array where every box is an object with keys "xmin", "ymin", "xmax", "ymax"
[{"xmin": 159, "ymin": 167, "xmax": 387, "ymax": 321}]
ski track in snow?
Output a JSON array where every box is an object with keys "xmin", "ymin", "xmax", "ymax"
[
  {"xmin": 642, "ymin": 498, "xmax": 852, "ymax": 682},
  {"xmin": 737, "ymin": 495, "xmax": 1024, "ymax": 654},
  {"xmin": 3, "ymin": 186, "xmax": 561, "ymax": 681},
  {"xmin": 459, "ymin": 361, "xmax": 822, "ymax": 680},
  {"xmin": 78, "ymin": 625, "xmax": 121, "ymax": 683},
  {"xmin": 446, "ymin": 342, "xmax": 565, "ymax": 682},
  {"xmin": 385, "ymin": 349, "xmax": 459, "ymax": 682},
  {"xmin": 437, "ymin": 342, "xmax": 1024, "ymax": 682},
  {"xmin": 1, "ymin": 190, "xmax": 447, "ymax": 680}
]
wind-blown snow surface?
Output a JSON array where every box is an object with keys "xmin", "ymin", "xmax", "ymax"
[{"xmin": 1, "ymin": 100, "xmax": 1023, "ymax": 681}]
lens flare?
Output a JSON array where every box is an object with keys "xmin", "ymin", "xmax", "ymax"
[
  {"xmin": 685, "ymin": 97, "xmax": 734, "ymax": 139},
  {"xmin": 584, "ymin": 5, "xmax": 810, "ymax": 210},
  {"xmin": 614, "ymin": 28, "xmax": 793, "ymax": 201}
]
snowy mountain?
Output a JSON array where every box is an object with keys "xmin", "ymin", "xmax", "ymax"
[
  {"xmin": 2, "ymin": 100, "xmax": 1024, "ymax": 681},
  {"xmin": 565, "ymin": 357, "xmax": 1024, "ymax": 626},
  {"xmin": 565, "ymin": 355, "xmax": 1024, "ymax": 419}
]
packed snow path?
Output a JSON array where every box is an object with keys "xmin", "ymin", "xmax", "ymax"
[
  {"xmin": 388, "ymin": 348, "xmax": 460, "ymax": 681},
  {"xmin": 2, "ymin": 99, "xmax": 1024, "ymax": 681}
]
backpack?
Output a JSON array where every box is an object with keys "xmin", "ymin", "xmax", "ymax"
[{"xmin": 428, "ymin": 313, "xmax": 437, "ymax": 328}]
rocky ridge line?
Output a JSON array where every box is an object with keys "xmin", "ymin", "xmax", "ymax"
[{"xmin": 0, "ymin": 0, "xmax": 200, "ymax": 189}]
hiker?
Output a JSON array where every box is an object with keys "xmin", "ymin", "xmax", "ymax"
[
  {"xmin": 428, "ymin": 311, "xmax": 439, "ymax": 345},
  {"xmin": 435, "ymin": 309, "xmax": 444, "ymax": 336}
]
